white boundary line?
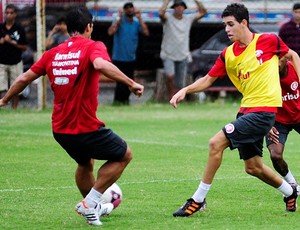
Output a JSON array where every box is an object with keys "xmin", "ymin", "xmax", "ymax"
[
  {"xmin": 2, "ymin": 129, "xmax": 298, "ymax": 194},
  {"xmin": 0, "ymin": 176, "xmax": 254, "ymax": 193},
  {"xmin": 0, "ymin": 129, "xmax": 207, "ymax": 149}
]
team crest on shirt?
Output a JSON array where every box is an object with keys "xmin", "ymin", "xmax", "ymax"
[
  {"xmin": 255, "ymin": 50, "xmax": 263, "ymax": 57},
  {"xmin": 224, "ymin": 123, "xmax": 235, "ymax": 134},
  {"xmin": 255, "ymin": 50, "xmax": 264, "ymax": 65},
  {"xmin": 291, "ymin": 81, "xmax": 298, "ymax": 91}
]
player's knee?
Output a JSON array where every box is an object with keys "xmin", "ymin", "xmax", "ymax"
[
  {"xmin": 270, "ymin": 150, "xmax": 283, "ymax": 162},
  {"xmin": 208, "ymin": 138, "xmax": 223, "ymax": 159},
  {"xmin": 245, "ymin": 165, "xmax": 262, "ymax": 176},
  {"xmin": 208, "ymin": 138, "xmax": 217, "ymax": 151},
  {"xmin": 122, "ymin": 146, "xmax": 133, "ymax": 164}
]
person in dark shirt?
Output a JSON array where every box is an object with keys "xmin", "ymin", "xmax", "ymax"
[
  {"xmin": 279, "ymin": 3, "xmax": 300, "ymax": 56},
  {"xmin": 0, "ymin": 4, "xmax": 27, "ymax": 109}
]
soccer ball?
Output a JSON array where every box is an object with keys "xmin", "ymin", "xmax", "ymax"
[{"xmin": 100, "ymin": 183, "xmax": 123, "ymax": 209}]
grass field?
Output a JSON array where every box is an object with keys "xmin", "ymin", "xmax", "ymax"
[{"xmin": 0, "ymin": 102, "xmax": 299, "ymax": 229}]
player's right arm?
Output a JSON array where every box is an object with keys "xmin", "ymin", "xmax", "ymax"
[
  {"xmin": 170, "ymin": 49, "xmax": 227, "ymax": 108},
  {"xmin": 0, "ymin": 70, "xmax": 39, "ymax": 107},
  {"xmin": 170, "ymin": 74, "xmax": 217, "ymax": 108}
]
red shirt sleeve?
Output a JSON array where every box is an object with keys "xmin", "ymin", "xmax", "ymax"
[
  {"xmin": 256, "ymin": 33, "xmax": 289, "ymax": 59},
  {"xmin": 30, "ymin": 51, "xmax": 48, "ymax": 76},
  {"xmin": 89, "ymin": 41, "xmax": 111, "ymax": 63},
  {"xmin": 208, "ymin": 48, "xmax": 227, "ymax": 78}
]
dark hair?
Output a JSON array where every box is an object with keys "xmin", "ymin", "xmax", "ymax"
[
  {"xmin": 123, "ymin": 2, "xmax": 134, "ymax": 9},
  {"xmin": 293, "ymin": 3, "xmax": 300, "ymax": 10},
  {"xmin": 66, "ymin": 6, "xmax": 93, "ymax": 34},
  {"xmin": 56, "ymin": 16, "xmax": 67, "ymax": 25},
  {"xmin": 221, "ymin": 3, "xmax": 249, "ymax": 25},
  {"xmin": 6, "ymin": 4, "xmax": 18, "ymax": 13}
]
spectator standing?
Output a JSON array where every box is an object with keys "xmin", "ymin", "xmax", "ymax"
[
  {"xmin": 279, "ymin": 3, "xmax": 300, "ymax": 56},
  {"xmin": 0, "ymin": 4, "xmax": 27, "ymax": 109},
  {"xmin": 170, "ymin": 3, "xmax": 300, "ymax": 217},
  {"xmin": 266, "ymin": 57, "xmax": 300, "ymax": 193},
  {"xmin": 46, "ymin": 16, "xmax": 70, "ymax": 50},
  {"xmin": 0, "ymin": 6, "xmax": 144, "ymax": 226},
  {"xmin": 108, "ymin": 2, "xmax": 149, "ymax": 105},
  {"xmin": 159, "ymin": 0, "xmax": 207, "ymax": 100}
]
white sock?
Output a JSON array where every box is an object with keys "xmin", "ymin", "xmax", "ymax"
[
  {"xmin": 277, "ymin": 180, "xmax": 293, "ymax": 197},
  {"xmin": 284, "ymin": 170, "xmax": 297, "ymax": 185},
  {"xmin": 84, "ymin": 188, "xmax": 102, "ymax": 208},
  {"xmin": 192, "ymin": 181, "xmax": 211, "ymax": 203}
]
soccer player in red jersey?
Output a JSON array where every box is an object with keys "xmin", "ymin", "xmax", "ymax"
[
  {"xmin": 170, "ymin": 3, "xmax": 300, "ymax": 217},
  {"xmin": 267, "ymin": 57, "xmax": 300, "ymax": 194},
  {"xmin": 0, "ymin": 6, "xmax": 144, "ymax": 226}
]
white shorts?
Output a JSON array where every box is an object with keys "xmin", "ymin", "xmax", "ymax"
[{"xmin": 0, "ymin": 62, "xmax": 23, "ymax": 91}]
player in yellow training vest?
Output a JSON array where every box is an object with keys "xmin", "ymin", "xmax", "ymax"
[{"xmin": 170, "ymin": 3, "xmax": 300, "ymax": 217}]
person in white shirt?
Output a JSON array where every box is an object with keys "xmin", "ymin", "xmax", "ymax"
[{"xmin": 159, "ymin": 0, "xmax": 207, "ymax": 99}]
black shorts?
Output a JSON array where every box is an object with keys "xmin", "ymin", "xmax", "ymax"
[
  {"xmin": 266, "ymin": 121, "xmax": 300, "ymax": 146},
  {"xmin": 53, "ymin": 127, "xmax": 127, "ymax": 165},
  {"xmin": 222, "ymin": 112, "xmax": 275, "ymax": 160}
]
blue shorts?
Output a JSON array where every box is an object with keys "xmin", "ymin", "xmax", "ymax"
[
  {"xmin": 266, "ymin": 121, "xmax": 300, "ymax": 146},
  {"xmin": 53, "ymin": 127, "xmax": 127, "ymax": 165},
  {"xmin": 222, "ymin": 112, "xmax": 276, "ymax": 160}
]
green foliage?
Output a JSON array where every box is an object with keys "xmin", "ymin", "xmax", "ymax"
[{"xmin": 0, "ymin": 103, "xmax": 299, "ymax": 229}]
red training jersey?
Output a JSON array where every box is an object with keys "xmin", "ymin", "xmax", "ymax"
[
  {"xmin": 277, "ymin": 61, "xmax": 300, "ymax": 124},
  {"xmin": 31, "ymin": 36, "xmax": 111, "ymax": 134}
]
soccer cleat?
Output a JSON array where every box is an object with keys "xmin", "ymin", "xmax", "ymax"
[
  {"xmin": 289, "ymin": 183, "xmax": 300, "ymax": 196},
  {"xmin": 98, "ymin": 203, "xmax": 114, "ymax": 216},
  {"xmin": 173, "ymin": 198, "xmax": 207, "ymax": 217},
  {"xmin": 284, "ymin": 185, "xmax": 298, "ymax": 212},
  {"xmin": 75, "ymin": 201, "xmax": 102, "ymax": 226}
]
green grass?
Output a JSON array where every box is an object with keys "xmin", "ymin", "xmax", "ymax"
[{"xmin": 0, "ymin": 102, "xmax": 299, "ymax": 229}]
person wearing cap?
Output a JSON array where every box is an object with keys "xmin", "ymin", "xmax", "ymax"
[
  {"xmin": 108, "ymin": 2, "xmax": 149, "ymax": 105},
  {"xmin": 279, "ymin": 3, "xmax": 300, "ymax": 56},
  {"xmin": 159, "ymin": 0, "xmax": 207, "ymax": 100}
]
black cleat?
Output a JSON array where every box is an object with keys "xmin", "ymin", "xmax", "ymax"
[
  {"xmin": 173, "ymin": 198, "xmax": 206, "ymax": 217},
  {"xmin": 284, "ymin": 185, "xmax": 298, "ymax": 212}
]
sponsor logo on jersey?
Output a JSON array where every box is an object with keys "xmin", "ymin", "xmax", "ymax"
[
  {"xmin": 52, "ymin": 50, "xmax": 81, "ymax": 78},
  {"xmin": 282, "ymin": 90, "xmax": 299, "ymax": 101},
  {"xmin": 282, "ymin": 82, "xmax": 299, "ymax": 101},
  {"xmin": 54, "ymin": 77, "xmax": 69, "ymax": 85}
]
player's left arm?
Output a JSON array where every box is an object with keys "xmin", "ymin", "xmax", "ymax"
[
  {"xmin": 93, "ymin": 57, "xmax": 144, "ymax": 97},
  {"xmin": 284, "ymin": 49, "xmax": 300, "ymax": 82}
]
